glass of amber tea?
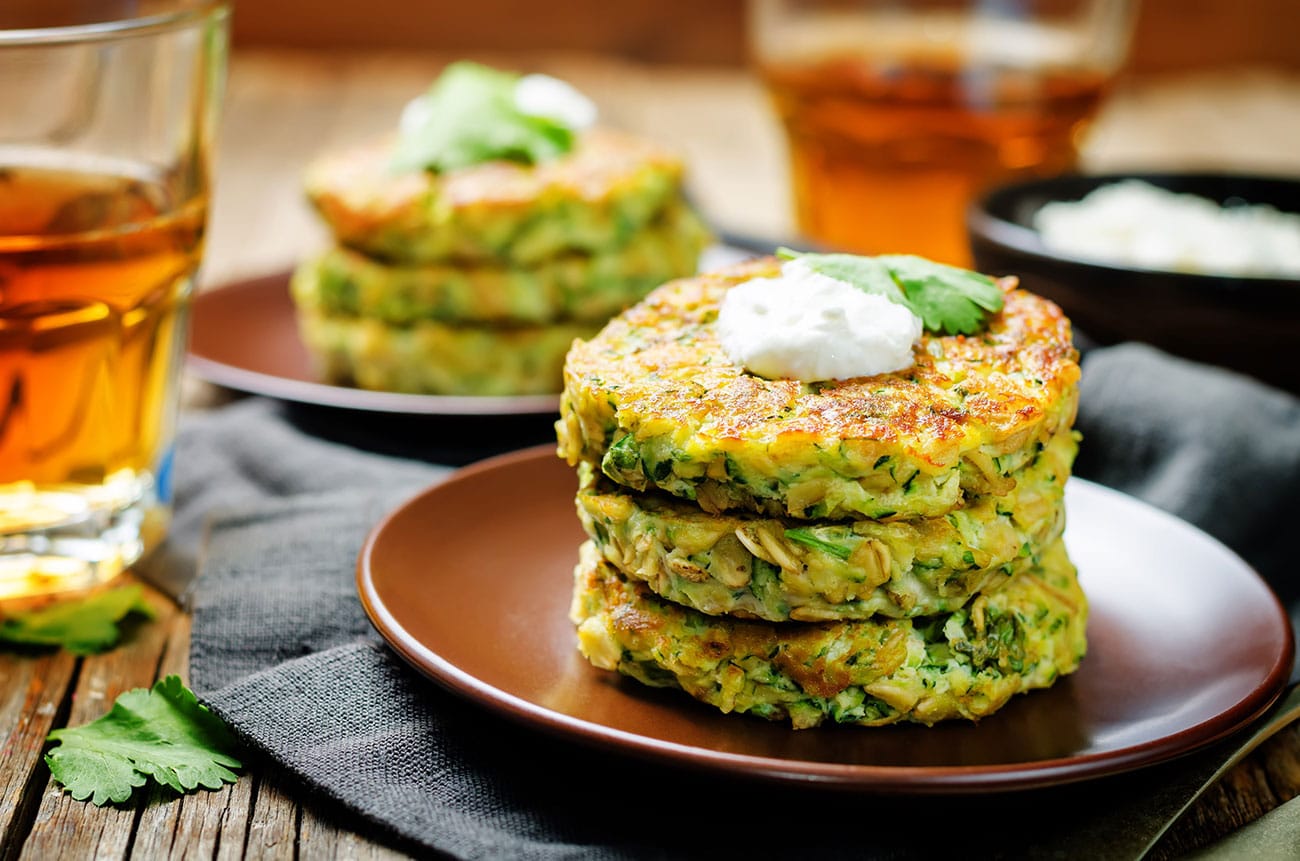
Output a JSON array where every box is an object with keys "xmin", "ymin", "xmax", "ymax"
[
  {"xmin": 0, "ymin": 1, "xmax": 228, "ymax": 600},
  {"xmin": 750, "ymin": 0, "xmax": 1135, "ymax": 266}
]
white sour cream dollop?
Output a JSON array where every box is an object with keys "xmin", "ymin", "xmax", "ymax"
[
  {"xmin": 513, "ymin": 73, "xmax": 597, "ymax": 130},
  {"xmin": 717, "ymin": 259, "xmax": 922, "ymax": 381},
  {"xmin": 1033, "ymin": 180, "xmax": 1300, "ymax": 278},
  {"xmin": 398, "ymin": 72, "xmax": 597, "ymax": 139}
]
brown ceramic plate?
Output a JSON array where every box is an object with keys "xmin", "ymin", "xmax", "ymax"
[
  {"xmin": 186, "ymin": 272, "xmax": 561, "ymax": 415},
  {"xmin": 185, "ymin": 247, "xmax": 758, "ymax": 416},
  {"xmin": 357, "ymin": 446, "xmax": 1294, "ymax": 793}
]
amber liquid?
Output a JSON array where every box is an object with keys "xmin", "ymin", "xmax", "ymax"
[
  {"xmin": 0, "ymin": 164, "xmax": 204, "ymax": 597},
  {"xmin": 762, "ymin": 58, "xmax": 1110, "ymax": 266}
]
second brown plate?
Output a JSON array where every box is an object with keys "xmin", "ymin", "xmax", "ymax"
[
  {"xmin": 357, "ymin": 446, "xmax": 1293, "ymax": 793},
  {"xmin": 186, "ymin": 272, "xmax": 562, "ymax": 416}
]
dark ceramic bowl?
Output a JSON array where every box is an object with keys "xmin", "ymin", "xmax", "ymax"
[{"xmin": 967, "ymin": 173, "xmax": 1300, "ymax": 394}]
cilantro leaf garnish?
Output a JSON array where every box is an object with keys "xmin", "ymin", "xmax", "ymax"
[
  {"xmin": 391, "ymin": 61, "xmax": 577, "ymax": 174},
  {"xmin": 0, "ymin": 585, "xmax": 155, "ymax": 654},
  {"xmin": 777, "ymin": 248, "xmax": 1004, "ymax": 335},
  {"xmin": 878, "ymin": 254, "xmax": 1005, "ymax": 335},
  {"xmin": 45, "ymin": 675, "xmax": 242, "ymax": 806}
]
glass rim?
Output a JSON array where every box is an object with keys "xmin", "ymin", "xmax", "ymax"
[{"xmin": 0, "ymin": 1, "xmax": 229, "ymax": 47}]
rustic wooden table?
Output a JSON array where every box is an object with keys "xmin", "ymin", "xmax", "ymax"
[{"xmin": 3, "ymin": 51, "xmax": 1300, "ymax": 860}]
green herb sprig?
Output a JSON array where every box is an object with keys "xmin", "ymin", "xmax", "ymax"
[
  {"xmin": 776, "ymin": 248, "xmax": 1005, "ymax": 335},
  {"xmin": 0, "ymin": 585, "xmax": 155, "ymax": 654},
  {"xmin": 45, "ymin": 675, "xmax": 242, "ymax": 806},
  {"xmin": 391, "ymin": 61, "xmax": 577, "ymax": 174}
]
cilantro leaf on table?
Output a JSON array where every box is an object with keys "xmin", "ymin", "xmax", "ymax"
[
  {"xmin": 777, "ymin": 249, "xmax": 1005, "ymax": 335},
  {"xmin": 45, "ymin": 675, "xmax": 242, "ymax": 806},
  {"xmin": 391, "ymin": 61, "xmax": 575, "ymax": 173},
  {"xmin": 0, "ymin": 585, "xmax": 155, "ymax": 654}
]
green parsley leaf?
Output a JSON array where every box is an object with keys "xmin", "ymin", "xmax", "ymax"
[
  {"xmin": 777, "ymin": 249, "xmax": 1004, "ymax": 335},
  {"xmin": 45, "ymin": 675, "xmax": 242, "ymax": 806},
  {"xmin": 391, "ymin": 61, "xmax": 575, "ymax": 174},
  {"xmin": 0, "ymin": 585, "xmax": 156, "ymax": 654},
  {"xmin": 878, "ymin": 254, "xmax": 1004, "ymax": 336}
]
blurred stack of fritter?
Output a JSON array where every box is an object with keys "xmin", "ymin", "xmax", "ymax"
[
  {"xmin": 556, "ymin": 258, "xmax": 1088, "ymax": 728},
  {"xmin": 292, "ymin": 127, "xmax": 709, "ymax": 396}
]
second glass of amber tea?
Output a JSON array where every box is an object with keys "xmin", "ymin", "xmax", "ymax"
[
  {"xmin": 750, "ymin": 0, "xmax": 1135, "ymax": 266},
  {"xmin": 0, "ymin": 1, "xmax": 228, "ymax": 600}
]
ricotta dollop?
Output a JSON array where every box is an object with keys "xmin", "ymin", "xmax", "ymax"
[
  {"xmin": 397, "ymin": 69, "xmax": 597, "ymax": 150},
  {"xmin": 717, "ymin": 259, "xmax": 922, "ymax": 381},
  {"xmin": 1033, "ymin": 180, "xmax": 1300, "ymax": 278},
  {"xmin": 513, "ymin": 73, "xmax": 598, "ymax": 130}
]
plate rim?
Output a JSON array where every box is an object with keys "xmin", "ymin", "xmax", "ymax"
[{"xmin": 357, "ymin": 444, "xmax": 1295, "ymax": 793}]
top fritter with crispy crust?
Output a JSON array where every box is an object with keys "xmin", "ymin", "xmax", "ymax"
[
  {"xmin": 305, "ymin": 127, "xmax": 686, "ymax": 266},
  {"xmin": 556, "ymin": 258, "xmax": 1080, "ymax": 521}
]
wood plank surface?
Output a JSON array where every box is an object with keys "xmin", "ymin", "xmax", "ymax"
[
  {"xmin": 298, "ymin": 808, "xmax": 411, "ymax": 861},
  {"xmin": 241, "ymin": 778, "xmax": 299, "ymax": 861},
  {"xmin": 130, "ymin": 615, "xmax": 256, "ymax": 861},
  {"xmin": 0, "ymin": 651, "xmax": 77, "ymax": 856},
  {"xmin": 17, "ymin": 584, "xmax": 177, "ymax": 861}
]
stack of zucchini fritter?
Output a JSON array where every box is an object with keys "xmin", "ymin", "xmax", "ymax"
[
  {"xmin": 291, "ymin": 129, "xmax": 710, "ymax": 396},
  {"xmin": 557, "ymin": 258, "xmax": 1087, "ymax": 728}
]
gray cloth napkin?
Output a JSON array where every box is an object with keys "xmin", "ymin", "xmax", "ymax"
[{"xmin": 178, "ymin": 343, "xmax": 1300, "ymax": 860}]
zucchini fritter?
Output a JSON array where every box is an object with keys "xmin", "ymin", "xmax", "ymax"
[
  {"xmin": 570, "ymin": 538, "xmax": 1086, "ymax": 728},
  {"xmin": 297, "ymin": 310, "xmax": 598, "ymax": 396},
  {"xmin": 305, "ymin": 127, "xmax": 685, "ymax": 266},
  {"xmin": 577, "ymin": 427, "xmax": 1075, "ymax": 622},
  {"xmin": 292, "ymin": 202, "xmax": 709, "ymax": 326},
  {"xmin": 557, "ymin": 258, "xmax": 1080, "ymax": 521}
]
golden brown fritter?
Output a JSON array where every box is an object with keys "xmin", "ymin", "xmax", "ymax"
[
  {"xmin": 577, "ymin": 425, "xmax": 1074, "ymax": 622},
  {"xmin": 305, "ymin": 128, "xmax": 686, "ymax": 265},
  {"xmin": 291, "ymin": 202, "xmax": 709, "ymax": 326},
  {"xmin": 297, "ymin": 310, "xmax": 599, "ymax": 396},
  {"xmin": 557, "ymin": 258, "xmax": 1080, "ymax": 520},
  {"xmin": 571, "ymin": 538, "xmax": 1086, "ymax": 728}
]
